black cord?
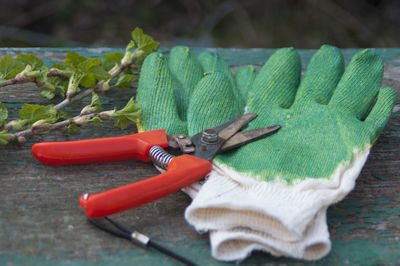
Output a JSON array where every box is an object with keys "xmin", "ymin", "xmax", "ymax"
[
  {"xmin": 88, "ymin": 217, "xmax": 198, "ymax": 266},
  {"xmin": 104, "ymin": 216, "xmax": 131, "ymax": 234},
  {"xmin": 88, "ymin": 218, "xmax": 131, "ymax": 240}
]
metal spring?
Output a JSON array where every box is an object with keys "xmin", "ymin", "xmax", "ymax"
[{"xmin": 149, "ymin": 146, "xmax": 175, "ymax": 170}]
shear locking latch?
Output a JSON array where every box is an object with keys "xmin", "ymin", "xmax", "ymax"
[{"xmin": 167, "ymin": 134, "xmax": 195, "ymax": 153}]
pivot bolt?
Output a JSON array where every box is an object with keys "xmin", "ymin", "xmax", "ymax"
[{"xmin": 201, "ymin": 129, "xmax": 218, "ymax": 144}]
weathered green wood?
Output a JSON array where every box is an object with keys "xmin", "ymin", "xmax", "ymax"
[{"xmin": 0, "ymin": 48, "xmax": 399, "ymax": 265}]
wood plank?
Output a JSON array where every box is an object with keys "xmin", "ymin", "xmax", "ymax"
[{"xmin": 0, "ymin": 48, "xmax": 399, "ymax": 265}]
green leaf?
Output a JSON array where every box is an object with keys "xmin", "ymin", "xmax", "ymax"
[
  {"xmin": 0, "ymin": 55, "xmax": 24, "ymax": 80},
  {"xmin": 16, "ymin": 54, "xmax": 44, "ymax": 69},
  {"xmin": 64, "ymin": 52, "xmax": 87, "ymax": 68},
  {"xmin": 57, "ymin": 110, "xmax": 71, "ymax": 121},
  {"xmin": 90, "ymin": 92, "xmax": 101, "ymax": 112},
  {"xmin": 65, "ymin": 54, "xmax": 109, "ymax": 90},
  {"xmin": 112, "ymin": 97, "xmax": 141, "ymax": 129},
  {"xmin": 19, "ymin": 104, "xmax": 58, "ymax": 124},
  {"xmin": 80, "ymin": 65, "xmax": 109, "ymax": 88},
  {"xmin": 34, "ymin": 66, "xmax": 49, "ymax": 83},
  {"xmin": 39, "ymin": 79, "xmax": 56, "ymax": 99},
  {"xmin": 130, "ymin": 27, "xmax": 160, "ymax": 54},
  {"xmin": 35, "ymin": 66, "xmax": 67, "ymax": 99},
  {"xmin": 80, "ymin": 73, "xmax": 96, "ymax": 88},
  {"xmin": 114, "ymin": 74, "xmax": 137, "ymax": 88},
  {"xmin": 115, "ymin": 97, "xmax": 139, "ymax": 114},
  {"xmin": 67, "ymin": 124, "xmax": 79, "ymax": 134},
  {"xmin": 77, "ymin": 58, "xmax": 102, "ymax": 73},
  {"xmin": 113, "ymin": 116, "xmax": 129, "ymax": 130},
  {"xmin": 126, "ymin": 40, "xmax": 136, "ymax": 51},
  {"xmin": 89, "ymin": 116, "xmax": 102, "ymax": 125},
  {"xmin": 103, "ymin": 53, "xmax": 124, "ymax": 64},
  {"xmin": 0, "ymin": 102, "xmax": 8, "ymax": 127},
  {"xmin": 49, "ymin": 77, "xmax": 68, "ymax": 97},
  {"xmin": 0, "ymin": 130, "xmax": 11, "ymax": 145},
  {"xmin": 51, "ymin": 62, "xmax": 67, "ymax": 71},
  {"xmin": 88, "ymin": 65, "xmax": 110, "ymax": 80},
  {"xmin": 40, "ymin": 89, "xmax": 55, "ymax": 100},
  {"xmin": 103, "ymin": 52, "xmax": 124, "ymax": 71}
]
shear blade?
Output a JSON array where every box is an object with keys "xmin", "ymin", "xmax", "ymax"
[
  {"xmin": 220, "ymin": 125, "xmax": 281, "ymax": 152},
  {"xmin": 217, "ymin": 113, "xmax": 258, "ymax": 141}
]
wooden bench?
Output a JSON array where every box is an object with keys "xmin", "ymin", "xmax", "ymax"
[{"xmin": 0, "ymin": 48, "xmax": 399, "ymax": 265}]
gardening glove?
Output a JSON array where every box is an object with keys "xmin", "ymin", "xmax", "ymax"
[
  {"xmin": 184, "ymin": 45, "xmax": 398, "ymax": 261},
  {"xmin": 136, "ymin": 46, "xmax": 397, "ymax": 261}
]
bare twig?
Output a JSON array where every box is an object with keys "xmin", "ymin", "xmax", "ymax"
[
  {"xmin": 55, "ymin": 88, "xmax": 93, "ymax": 111},
  {"xmin": 0, "ymin": 68, "xmax": 68, "ymax": 89},
  {"xmin": 0, "ymin": 78, "xmax": 19, "ymax": 87},
  {"xmin": 0, "ymin": 75, "xmax": 32, "ymax": 87},
  {"xmin": 8, "ymin": 113, "xmax": 98, "ymax": 142}
]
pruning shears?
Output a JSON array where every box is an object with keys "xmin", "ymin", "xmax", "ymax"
[{"xmin": 32, "ymin": 113, "xmax": 280, "ymax": 218}]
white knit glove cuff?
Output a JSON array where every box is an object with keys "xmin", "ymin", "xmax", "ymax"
[{"xmin": 184, "ymin": 147, "xmax": 370, "ymax": 261}]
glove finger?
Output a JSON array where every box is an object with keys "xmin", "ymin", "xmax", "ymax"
[
  {"xmin": 168, "ymin": 46, "xmax": 204, "ymax": 121},
  {"xmin": 198, "ymin": 51, "xmax": 245, "ymax": 109},
  {"xmin": 247, "ymin": 47, "xmax": 301, "ymax": 114},
  {"xmin": 364, "ymin": 87, "xmax": 398, "ymax": 142},
  {"xmin": 187, "ymin": 72, "xmax": 242, "ymax": 136},
  {"xmin": 294, "ymin": 45, "xmax": 344, "ymax": 105},
  {"xmin": 329, "ymin": 49, "xmax": 383, "ymax": 120},
  {"xmin": 136, "ymin": 52, "xmax": 187, "ymax": 134},
  {"xmin": 234, "ymin": 65, "xmax": 258, "ymax": 104},
  {"xmin": 197, "ymin": 51, "xmax": 231, "ymax": 75}
]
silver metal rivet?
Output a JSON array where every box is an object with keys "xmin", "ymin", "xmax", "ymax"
[{"xmin": 201, "ymin": 129, "xmax": 218, "ymax": 143}]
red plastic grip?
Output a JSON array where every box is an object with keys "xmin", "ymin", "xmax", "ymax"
[
  {"xmin": 32, "ymin": 129, "xmax": 168, "ymax": 165},
  {"xmin": 79, "ymin": 155, "xmax": 212, "ymax": 218}
]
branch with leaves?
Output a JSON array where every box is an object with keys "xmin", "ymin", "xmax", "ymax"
[{"xmin": 0, "ymin": 28, "xmax": 158, "ymax": 145}]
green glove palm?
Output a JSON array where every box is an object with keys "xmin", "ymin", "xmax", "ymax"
[{"xmin": 213, "ymin": 46, "xmax": 397, "ymax": 182}]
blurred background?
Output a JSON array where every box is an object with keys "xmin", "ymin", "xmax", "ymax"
[{"xmin": 0, "ymin": 0, "xmax": 399, "ymax": 48}]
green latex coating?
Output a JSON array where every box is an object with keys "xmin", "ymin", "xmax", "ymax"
[
  {"xmin": 216, "ymin": 47, "xmax": 397, "ymax": 182},
  {"xmin": 247, "ymin": 47, "xmax": 301, "ymax": 113},
  {"xmin": 136, "ymin": 52, "xmax": 187, "ymax": 134},
  {"xmin": 168, "ymin": 46, "xmax": 204, "ymax": 120},
  {"xmin": 198, "ymin": 51, "xmax": 245, "ymax": 110},
  {"xmin": 234, "ymin": 65, "xmax": 258, "ymax": 102},
  {"xmin": 329, "ymin": 49, "xmax": 384, "ymax": 120},
  {"xmin": 197, "ymin": 51, "xmax": 232, "ymax": 76},
  {"xmin": 294, "ymin": 45, "xmax": 344, "ymax": 105},
  {"xmin": 364, "ymin": 87, "xmax": 398, "ymax": 141},
  {"xmin": 187, "ymin": 72, "xmax": 242, "ymax": 136}
]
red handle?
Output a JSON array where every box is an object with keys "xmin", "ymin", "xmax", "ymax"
[
  {"xmin": 79, "ymin": 155, "xmax": 212, "ymax": 218},
  {"xmin": 32, "ymin": 129, "xmax": 168, "ymax": 165}
]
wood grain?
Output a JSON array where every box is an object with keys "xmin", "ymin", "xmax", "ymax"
[{"xmin": 0, "ymin": 48, "xmax": 399, "ymax": 265}]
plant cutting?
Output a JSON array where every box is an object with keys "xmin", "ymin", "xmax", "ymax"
[{"xmin": 0, "ymin": 27, "xmax": 159, "ymax": 145}]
